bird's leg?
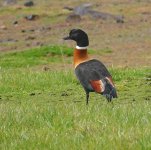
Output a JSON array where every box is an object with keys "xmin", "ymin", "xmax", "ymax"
[
  {"xmin": 86, "ymin": 92, "xmax": 89, "ymax": 105},
  {"xmin": 106, "ymin": 94, "xmax": 112, "ymax": 102}
]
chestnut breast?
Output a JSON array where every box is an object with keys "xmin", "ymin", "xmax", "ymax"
[{"xmin": 73, "ymin": 49, "xmax": 89, "ymax": 68}]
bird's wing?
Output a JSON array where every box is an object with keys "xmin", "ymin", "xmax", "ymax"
[{"xmin": 75, "ymin": 59, "xmax": 115, "ymax": 93}]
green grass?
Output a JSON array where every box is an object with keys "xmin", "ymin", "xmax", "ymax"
[
  {"xmin": 0, "ymin": 45, "xmax": 73, "ymax": 69},
  {"xmin": 0, "ymin": 47, "xmax": 151, "ymax": 150},
  {"xmin": 0, "ymin": 45, "xmax": 96, "ymax": 69}
]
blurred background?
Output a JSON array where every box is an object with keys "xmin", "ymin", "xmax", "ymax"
[{"xmin": 0, "ymin": 0, "xmax": 151, "ymax": 67}]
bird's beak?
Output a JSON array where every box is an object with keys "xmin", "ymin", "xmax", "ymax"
[{"xmin": 63, "ymin": 36, "xmax": 71, "ymax": 40}]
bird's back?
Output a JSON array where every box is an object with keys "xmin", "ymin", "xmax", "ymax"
[{"xmin": 75, "ymin": 59, "xmax": 111, "ymax": 82}]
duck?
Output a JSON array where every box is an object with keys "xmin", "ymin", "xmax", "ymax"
[{"xmin": 64, "ymin": 29, "xmax": 117, "ymax": 104}]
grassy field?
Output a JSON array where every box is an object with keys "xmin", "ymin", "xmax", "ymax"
[{"xmin": 0, "ymin": 46, "xmax": 151, "ymax": 150}]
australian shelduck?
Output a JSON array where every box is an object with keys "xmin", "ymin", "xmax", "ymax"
[{"xmin": 64, "ymin": 29, "xmax": 117, "ymax": 104}]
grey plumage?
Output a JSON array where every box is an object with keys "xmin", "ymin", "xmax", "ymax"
[{"xmin": 75, "ymin": 59, "xmax": 117, "ymax": 102}]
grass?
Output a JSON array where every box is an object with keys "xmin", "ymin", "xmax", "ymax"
[
  {"xmin": 0, "ymin": 45, "xmax": 73, "ymax": 68},
  {"xmin": 0, "ymin": 46, "xmax": 151, "ymax": 150},
  {"xmin": 0, "ymin": 45, "xmax": 97, "ymax": 69},
  {"xmin": 0, "ymin": 2, "xmax": 68, "ymax": 24}
]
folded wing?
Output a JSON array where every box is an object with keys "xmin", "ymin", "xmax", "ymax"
[{"xmin": 75, "ymin": 59, "xmax": 117, "ymax": 101}]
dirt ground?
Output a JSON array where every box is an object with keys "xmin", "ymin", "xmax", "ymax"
[{"xmin": 0, "ymin": 0, "xmax": 151, "ymax": 67}]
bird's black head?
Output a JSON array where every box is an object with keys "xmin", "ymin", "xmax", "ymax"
[{"xmin": 64, "ymin": 29, "xmax": 89, "ymax": 47}]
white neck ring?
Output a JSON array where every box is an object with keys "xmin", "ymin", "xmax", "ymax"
[{"xmin": 76, "ymin": 45, "xmax": 88, "ymax": 50}]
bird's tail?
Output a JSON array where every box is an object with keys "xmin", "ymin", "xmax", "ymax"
[{"xmin": 102, "ymin": 79, "xmax": 117, "ymax": 102}]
